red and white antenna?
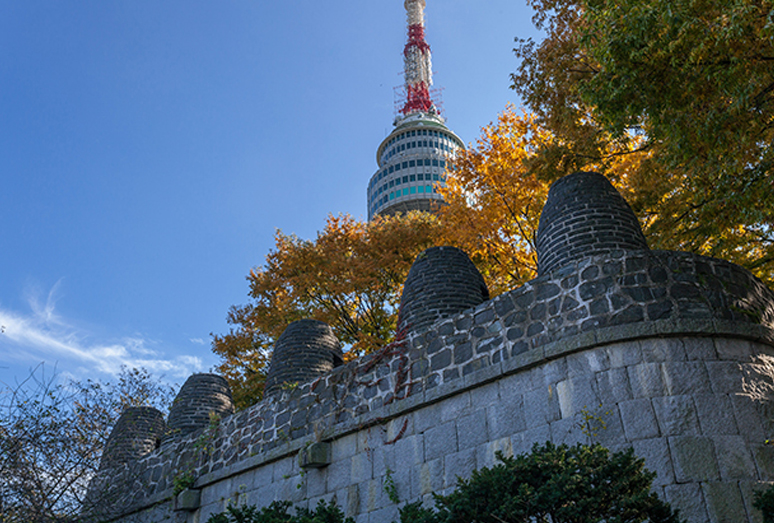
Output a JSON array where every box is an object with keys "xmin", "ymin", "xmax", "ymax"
[{"xmin": 401, "ymin": 0, "xmax": 435, "ymax": 116}]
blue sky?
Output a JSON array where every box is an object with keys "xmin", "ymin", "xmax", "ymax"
[{"xmin": 0, "ymin": 1, "xmax": 541, "ymax": 388}]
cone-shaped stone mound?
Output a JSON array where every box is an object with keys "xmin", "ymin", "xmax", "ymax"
[
  {"xmin": 536, "ymin": 171, "xmax": 648, "ymax": 275},
  {"xmin": 167, "ymin": 374, "xmax": 234, "ymax": 438},
  {"xmin": 264, "ymin": 319, "xmax": 344, "ymax": 396},
  {"xmin": 100, "ymin": 406, "xmax": 166, "ymax": 470},
  {"xmin": 399, "ymin": 246, "xmax": 489, "ymax": 335}
]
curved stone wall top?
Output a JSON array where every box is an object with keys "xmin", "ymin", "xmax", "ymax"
[
  {"xmin": 536, "ymin": 172, "xmax": 648, "ymax": 276},
  {"xmin": 264, "ymin": 319, "xmax": 344, "ymax": 397},
  {"xmin": 399, "ymin": 246, "xmax": 489, "ymax": 335},
  {"xmin": 100, "ymin": 406, "xmax": 166, "ymax": 470},
  {"xmin": 167, "ymin": 374, "xmax": 234, "ymax": 439}
]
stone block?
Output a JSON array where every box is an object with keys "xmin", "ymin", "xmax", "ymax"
[
  {"xmin": 486, "ymin": 397, "xmax": 527, "ymax": 440},
  {"xmin": 620, "ymin": 399, "xmax": 660, "ymax": 441},
  {"xmin": 632, "ymin": 438, "xmax": 675, "ymax": 486},
  {"xmin": 628, "ymin": 363, "xmax": 668, "ymax": 398},
  {"xmin": 360, "ymin": 479, "xmax": 379, "ymax": 513},
  {"xmin": 299, "ymin": 442, "xmax": 332, "ymax": 469},
  {"xmin": 391, "ymin": 434, "xmax": 424, "ymax": 469},
  {"xmin": 669, "ymin": 436, "xmax": 720, "ymax": 482},
  {"xmin": 511, "ymin": 424, "xmax": 552, "ymax": 457},
  {"xmin": 713, "ymin": 436, "xmax": 756, "ymax": 481},
  {"xmin": 605, "ymin": 341, "xmax": 643, "ymax": 368},
  {"xmin": 523, "ymin": 386, "xmax": 562, "ymax": 427},
  {"xmin": 661, "ymin": 361, "xmax": 712, "ymax": 396},
  {"xmin": 443, "ymin": 448, "xmax": 477, "ymax": 489},
  {"xmin": 566, "ymin": 349, "xmax": 610, "ymax": 376},
  {"xmin": 413, "ymin": 403, "xmax": 442, "ymax": 435},
  {"xmin": 325, "ymin": 453, "xmax": 353, "ymax": 492},
  {"xmin": 556, "ymin": 376, "xmax": 600, "ymax": 419},
  {"xmin": 652, "ymin": 395, "xmax": 701, "ymax": 436},
  {"xmin": 684, "ymin": 337, "xmax": 718, "ymax": 361},
  {"xmin": 694, "ymin": 394, "xmax": 739, "ymax": 435},
  {"xmin": 424, "ymin": 421, "xmax": 458, "ymax": 461},
  {"xmin": 305, "ymin": 467, "xmax": 328, "ymax": 498},
  {"xmin": 707, "ymin": 361, "xmax": 746, "ymax": 395},
  {"xmin": 200, "ymin": 477, "xmax": 233, "ymax": 507},
  {"xmin": 702, "ymin": 481, "xmax": 747, "ymax": 523},
  {"xmin": 469, "ymin": 380, "xmax": 500, "ymax": 407},
  {"xmin": 345, "ymin": 484, "xmax": 360, "ymax": 518},
  {"xmin": 753, "ymin": 444, "xmax": 774, "ymax": 481},
  {"xmin": 640, "ymin": 338, "xmax": 687, "ymax": 362},
  {"xmin": 350, "ymin": 451, "xmax": 373, "ymax": 484},
  {"xmin": 332, "ymin": 433, "xmax": 359, "ymax": 462},
  {"xmin": 457, "ymin": 410, "xmax": 490, "ymax": 450},
  {"xmin": 550, "ymin": 416, "xmax": 586, "ymax": 447},
  {"xmin": 272, "ymin": 456, "xmax": 294, "ymax": 483},
  {"xmin": 715, "ymin": 338, "xmax": 754, "ymax": 362},
  {"xmin": 369, "ymin": 504, "xmax": 400, "ymax": 523},
  {"xmin": 663, "ymin": 483, "xmax": 709, "ymax": 523},
  {"xmin": 595, "ymin": 367, "xmax": 633, "ymax": 404},
  {"xmin": 173, "ymin": 489, "xmax": 200, "ymax": 512},
  {"xmin": 414, "ymin": 458, "xmax": 444, "ymax": 497},
  {"xmin": 440, "ymin": 392, "xmax": 471, "ymax": 422},
  {"xmin": 498, "ymin": 368, "xmax": 543, "ymax": 398},
  {"xmin": 731, "ymin": 394, "xmax": 768, "ymax": 443},
  {"xmin": 476, "ymin": 436, "xmax": 514, "ymax": 470},
  {"xmin": 593, "ymin": 406, "xmax": 627, "ymax": 448},
  {"xmin": 542, "ymin": 359, "xmax": 569, "ymax": 386}
]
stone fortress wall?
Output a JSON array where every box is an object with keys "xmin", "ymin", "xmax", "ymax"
[{"xmin": 93, "ymin": 172, "xmax": 774, "ymax": 523}]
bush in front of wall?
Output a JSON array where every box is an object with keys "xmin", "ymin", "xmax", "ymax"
[
  {"xmin": 398, "ymin": 442, "xmax": 685, "ymax": 523},
  {"xmin": 205, "ymin": 499, "xmax": 353, "ymax": 523}
]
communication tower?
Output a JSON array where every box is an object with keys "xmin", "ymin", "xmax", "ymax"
[{"xmin": 367, "ymin": 0, "xmax": 464, "ymax": 220}]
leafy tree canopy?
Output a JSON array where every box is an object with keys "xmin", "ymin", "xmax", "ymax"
[
  {"xmin": 212, "ymin": 212, "xmax": 444, "ymax": 409},
  {"xmin": 0, "ymin": 365, "xmax": 176, "ymax": 523},
  {"xmin": 511, "ymin": 0, "xmax": 774, "ymax": 282}
]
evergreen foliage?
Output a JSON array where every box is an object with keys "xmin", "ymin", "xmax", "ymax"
[
  {"xmin": 205, "ymin": 500, "xmax": 354, "ymax": 523},
  {"xmin": 755, "ymin": 483, "xmax": 774, "ymax": 523},
  {"xmin": 398, "ymin": 442, "xmax": 684, "ymax": 523}
]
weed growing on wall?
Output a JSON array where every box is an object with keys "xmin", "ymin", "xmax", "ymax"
[
  {"xmin": 383, "ymin": 468, "xmax": 400, "ymax": 504},
  {"xmin": 396, "ymin": 442, "xmax": 685, "ymax": 523}
]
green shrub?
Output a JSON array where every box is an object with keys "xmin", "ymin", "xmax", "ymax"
[
  {"xmin": 205, "ymin": 499, "xmax": 353, "ymax": 523},
  {"xmin": 755, "ymin": 484, "xmax": 774, "ymax": 523},
  {"xmin": 398, "ymin": 442, "xmax": 684, "ymax": 523}
]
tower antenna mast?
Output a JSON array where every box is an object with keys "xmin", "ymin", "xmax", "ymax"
[{"xmin": 401, "ymin": 0, "xmax": 435, "ymax": 115}]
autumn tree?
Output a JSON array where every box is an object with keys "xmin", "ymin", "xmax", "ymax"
[
  {"xmin": 0, "ymin": 365, "xmax": 176, "ymax": 523},
  {"xmin": 437, "ymin": 105, "xmax": 650, "ymax": 294},
  {"xmin": 212, "ymin": 212, "xmax": 444, "ymax": 409},
  {"xmin": 511, "ymin": 0, "xmax": 774, "ymax": 282}
]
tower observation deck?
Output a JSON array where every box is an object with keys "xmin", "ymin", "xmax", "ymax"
[{"xmin": 367, "ymin": 0, "xmax": 464, "ymax": 221}]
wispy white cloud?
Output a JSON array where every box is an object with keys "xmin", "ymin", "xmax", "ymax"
[
  {"xmin": 0, "ymin": 282, "xmax": 205, "ymax": 381},
  {"xmin": 189, "ymin": 338, "xmax": 206, "ymax": 345}
]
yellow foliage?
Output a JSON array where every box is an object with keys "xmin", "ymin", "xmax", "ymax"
[{"xmin": 212, "ymin": 212, "xmax": 443, "ymax": 409}]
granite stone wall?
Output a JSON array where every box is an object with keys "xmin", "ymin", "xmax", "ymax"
[{"xmin": 91, "ymin": 248, "xmax": 774, "ymax": 523}]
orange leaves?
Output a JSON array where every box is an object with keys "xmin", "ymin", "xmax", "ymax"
[
  {"xmin": 437, "ymin": 108, "xmax": 551, "ymax": 294},
  {"xmin": 212, "ymin": 212, "xmax": 444, "ymax": 409}
]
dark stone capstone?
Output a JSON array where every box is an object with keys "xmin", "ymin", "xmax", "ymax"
[
  {"xmin": 100, "ymin": 406, "xmax": 166, "ymax": 470},
  {"xmin": 167, "ymin": 374, "xmax": 234, "ymax": 438},
  {"xmin": 536, "ymin": 172, "xmax": 648, "ymax": 276},
  {"xmin": 399, "ymin": 246, "xmax": 489, "ymax": 335},
  {"xmin": 264, "ymin": 319, "xmax": 344, "ymax": 397}
]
